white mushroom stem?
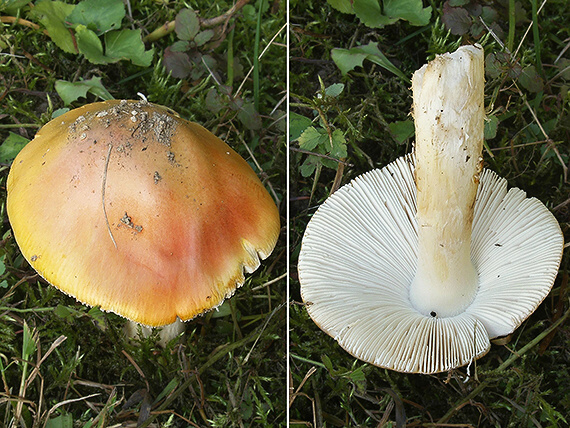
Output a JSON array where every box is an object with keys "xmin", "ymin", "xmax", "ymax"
[
  {"xmin": 124, "ymin": 319, "xmax": 185, "ymax": 347},
  {"xmin": 409, "ymin": 45, "xmax": 485, "ymax": 318}
]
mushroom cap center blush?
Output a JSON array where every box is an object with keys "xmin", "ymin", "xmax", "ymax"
[{"xmin": 298, "ymin": 45, "xmax": 563, "ymax": 374}]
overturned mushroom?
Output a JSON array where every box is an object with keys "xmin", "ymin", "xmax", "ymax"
[
  {"xmin": 7, "ymin": 99, "xmax": 280, "ymax": 343},
  {"xmin": 298, "ymin": 45, "xmax": 563, "ymax": 374}
]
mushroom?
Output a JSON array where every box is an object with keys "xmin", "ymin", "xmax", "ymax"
[
  {"xmin": 298, "ymin": 45, "xmax": 563, "ymax": 374},
  {"xmin": 7, "ymin": 99, "xmax": 280, "ymax": 344}
]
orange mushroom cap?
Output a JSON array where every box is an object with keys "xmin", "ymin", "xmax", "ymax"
[{"xmin": 7, "ymin": 100, "xmax": 280, "ymax": 326}]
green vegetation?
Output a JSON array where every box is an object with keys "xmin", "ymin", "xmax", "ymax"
[
  {"xmin": 0, "ymin": 0, "xmax": 285, "ymax": 426},
  {"xmin": 5, "ymin": 0, "xmax": 570, "ymax": 425},
  {"xmin": 290, "ymin": 0, "xmax": 569, "ymax": 426}
]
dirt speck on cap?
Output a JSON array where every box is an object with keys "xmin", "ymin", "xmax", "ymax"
[
  {"xmin": 167, "ymin": 151, "xmax": 176, "ymax": 163},
  {"xmin": 69, "ymin": 100, "xmax": 178, "ymax": 149},
  {"xmin": 150, "ymin": 112, "xmax": 176, "ymax": 147},
  {"xmin": 120, "ymin": 212, "xmax": 143, "ymax": 234}
]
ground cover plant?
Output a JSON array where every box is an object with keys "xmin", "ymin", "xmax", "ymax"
[
  {"xmin": 0, "ymin": 0, "xmax": 286, "ymax": 426},
  {"xmin": 290, "ymin": 0, "xmax": 570, "ymax": 426}
]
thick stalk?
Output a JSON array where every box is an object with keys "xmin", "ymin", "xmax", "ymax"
[{"xmin": 409, "ymin": 45, "xmax": 485, "ymax": 317}]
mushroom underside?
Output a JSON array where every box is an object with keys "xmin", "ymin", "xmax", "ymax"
[{"xmin": 299, "ymin": 154, "xmax": 563, "ymax": 374}]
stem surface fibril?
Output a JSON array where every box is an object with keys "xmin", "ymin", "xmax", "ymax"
[{"xmin": 409, "ymin": 45, "xmax": 485, "ymax": 318}]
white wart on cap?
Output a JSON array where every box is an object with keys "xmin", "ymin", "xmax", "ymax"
[{"xmin": 298, "ymin": 45, "xmax": 563, "ymax": 374}]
